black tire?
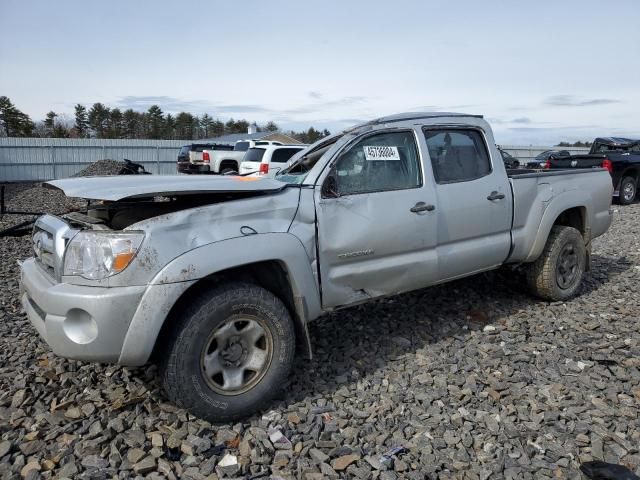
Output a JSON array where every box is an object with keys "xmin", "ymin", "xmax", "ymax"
[
  {"xmin": 220, "ymin": 168, "xmax": 237, "ymax": 175},
  {"xmin": 161, "ymin": 282, "xmax": 295, "ymax": 423},
  {"xmin": 617, "ymin": 176, "xmax": 637, "ymax": 205},
  {"xmin": 526, "ymin": 225, "xmax": 586, "ymax": 301}
]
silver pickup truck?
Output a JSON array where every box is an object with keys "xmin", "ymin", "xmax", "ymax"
[{"xmin": 20, "ymin": 112, "xmax": 613, "ymax": 421}]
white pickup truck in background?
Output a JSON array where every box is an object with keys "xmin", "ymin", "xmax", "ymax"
[
  {"xmin": 239, "ymin": 144, "xmax": 307, "ymax": 176},
  {"xmin": 201, "ymin": 140, "xmax": 283, "ymax": 174}
]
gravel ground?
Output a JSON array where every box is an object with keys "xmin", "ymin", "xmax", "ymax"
[{"xmin": 1, "ymin": 183, "xmax": 639, "ymax": 480}]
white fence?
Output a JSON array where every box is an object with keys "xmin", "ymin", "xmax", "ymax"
[{"xmin": 0, "ymin": 137, "xmax": 591, "ymax": 182}]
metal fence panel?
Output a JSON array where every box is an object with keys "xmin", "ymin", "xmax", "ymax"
[
  {"xmin": 500, "ymin": 146, "xmax": 590, "ymax": 164},
  {"xmin": 0, "ymin": 138, "xmax": 187, "ymax": 181},
  {"xmin": 0, "ymin": 137, "xmax": 593, "ymax": 182}
]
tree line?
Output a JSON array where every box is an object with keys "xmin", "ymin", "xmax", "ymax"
[{"xmin": 0, "ymin": 96, "xmax": 331, "ymax": 144}]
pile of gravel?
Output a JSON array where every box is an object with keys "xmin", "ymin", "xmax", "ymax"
[
  {"xmin": 0, "ymin": 184, "xmax": 82, "ymax": 232},
  {"xmin": 72, "ymin": 159, "xmax": 128, "ymax": 177},
  {"xmin": 1, "ymin": 194, "xmax": 639, "ymax": 479},
  {"xmin": 1, "ymin": 159, "xmax": 135, "ymax": 232}
]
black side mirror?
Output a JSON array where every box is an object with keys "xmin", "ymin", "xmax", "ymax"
[{"xmin": 321, "ymin": 171, "xmax": 339, "ymax": 198}]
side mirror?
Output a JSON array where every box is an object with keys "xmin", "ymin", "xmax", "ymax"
[{"xmin": 321, "ymin": 171, "xmax": 339, "ymax": 198}]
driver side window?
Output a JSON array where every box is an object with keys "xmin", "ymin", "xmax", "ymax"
[{"xmin": 328, "ymin": 131, "xmax": 422, "ymax": 196}]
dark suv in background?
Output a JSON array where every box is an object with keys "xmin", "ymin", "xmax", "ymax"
[{"xmin": 177, "ymin": 143, "xmax": 234, "ymax": 173}]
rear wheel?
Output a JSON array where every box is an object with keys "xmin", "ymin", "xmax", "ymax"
[
  {"xmin": 618, "ymin": 176, "xmax": 637, "ymax": 205},
  {"xmin": 161, "ymin": 283, "xmax": 296, "ymax": 422},
  {"xmin": 526, "ymin": 225, "xmax": 586, "ymax": 301}
]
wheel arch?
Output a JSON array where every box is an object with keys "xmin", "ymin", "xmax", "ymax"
[
  {"xmin": 621, "ymin": 167, "xmax": 639, "ymax": 182},
  {"xmin": 219, "ymin": 159, "xmax": 239, "ymax": 172},
  {"xmin": 119, "ymin": 233, "xmax": 321, "ymax": 366},
  {"xmin": 151, "ymin": 259, "xmax": 314, "ymax": 363},
  {"xmin": 525, "ymin": 195, "xmax": 589, "ymax": 264}
]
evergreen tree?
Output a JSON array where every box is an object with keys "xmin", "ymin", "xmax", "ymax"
[
  {"xmin": 175, "ymin": 112, "xmax": 195, "ymax": 139},
  {"xmin": 88, "ymin": 103, "xmax": 110, "ymax": 138},
  {"xmin": 264, "ymin": 121, "xmax": 279, "ymax": 132},
  {"xmin": 108, "ymin": 108, "xmax": 124, "ymax": 138},
  {"xmin": 53, "ymin": 124, "xmax": 70, "ymax": 138},
  {"xmin": 74, "ymin": 104, "xmax": 89, "ymax": 137},
  {"xmin": 122, "ymin": 109, "xmax": 139, "ymax": 138},
  {"xmin": 0, "ymin": 96, "xmax": 35, "ymax": 137},
  {"xmin": 200, "ymin": 114, "xmax": 214, "ymax": 138},
  {"xmin": 146, "ymin": 105, "xmax": 165, "ymax": 139},
  {"xmin": 211, "ymin": 119, "xmax": 225, "ymax": 137},
  {"xmin": 164, "ymin": 114, "xmax": 176, "ymax": 139},
  {"xmin": 44, "ymin": 111, "xmax": 57, "ymax": 134}
]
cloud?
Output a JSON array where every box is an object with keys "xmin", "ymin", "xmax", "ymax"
[
  {"xmin": 116, "ymin": 94, "xmax": 368, "ymax": 117},
  {"xmin": 282, "ymin": 95, "xmax": 368, "ymax": 115},
  {"xmin": 117, "ymin": 95, "xmax": 216, "ymax": 112},
  {"xmin": 544, "ymin": 95, "xmax": 621, "ymax": 107},
  {"xmin": 487, "ymin": 116, "xmax": 532, "ymax": 125},
  {"xmin": 308, "ymin": 91, "xmax": 322, "ymax": 99}
]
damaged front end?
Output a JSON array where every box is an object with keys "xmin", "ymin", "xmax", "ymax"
[{"xmin": 34, "ymin": 175, "xmax": 301, "ymax": 287}]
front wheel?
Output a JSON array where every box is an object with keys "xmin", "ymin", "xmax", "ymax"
[
  {"xmin": 617, "ymin": 176, "xmax": 637, "ymax": 205},
  {"xmin": 161, "ymin": 283, "xmax": 296, "ymax": 422},
  {"xmin": 526, "ymin": 225, "xmax": 586, "ymax": 301}
]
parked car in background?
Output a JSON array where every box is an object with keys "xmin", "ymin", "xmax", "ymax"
[
  {"xmin": 498, "ymin": 148, "xmax": 520, "ymax": 168},
  {"xmin": 525, "ymin": 150, "xmax": 571, "ymax": 168},
  {"xmin": 545, "ymin": 137, "xmax": 640, "ymax": 204},
  {"xmin": 239, "ymin": 144, "xmax": 307, "ymax": 177},
  {"xmin": 199, "ymin": 140, "xmax": 284, "ymax": 175},
  {"xmin": 21, "ymin": 112, "xmax": 614, "ymax": 422},
  {"xmin": 177, "ymin": 143, "xmax": 234, "ymax": 173}
]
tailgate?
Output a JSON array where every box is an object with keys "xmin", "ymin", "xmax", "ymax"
[{"xmin": 189, "ymin": 151, "xmax": 204, "ymax": 163}]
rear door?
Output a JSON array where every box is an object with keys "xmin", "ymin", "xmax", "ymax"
[
  {"xmin": 315, "ymin": 128, "xmax": 439, "ymax": 309},
  {"xmin": 423, "ymin": 127, "xmax": 512, "ymax": 280}
]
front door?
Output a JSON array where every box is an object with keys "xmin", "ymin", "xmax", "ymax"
[
  {"xmin": 423, "ymin": 127, "xmax": 512, "ymax": 280},
  {"xmin": 315, "ymin": 129, "xmax": 439, "ymax": 309}
]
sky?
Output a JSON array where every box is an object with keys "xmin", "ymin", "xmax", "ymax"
[{"xmin": 1, "ymin": 0, "xmax": 639, "ymax": 145}]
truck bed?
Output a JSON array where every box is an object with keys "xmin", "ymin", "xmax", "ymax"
[{"xmin": 505, "ymin": 167, "xmax": 613, "ymax": 264}]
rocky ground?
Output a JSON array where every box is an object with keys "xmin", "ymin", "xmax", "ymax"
[{"xmin": 1, "ymin": 182, "xmax": 639, "ymax": 480}]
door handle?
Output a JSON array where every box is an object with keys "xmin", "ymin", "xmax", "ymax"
[
  {"xmin": 410, "ymin": 202, "xmax": 435, "ymax": 213},
  {"xmin": 487, "ymin": 191, "xmax": 506, "ymax": 201}
]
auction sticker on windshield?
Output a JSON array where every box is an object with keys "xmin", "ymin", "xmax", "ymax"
[{"xmin": 363, "ymin": 146, "xmax": 400, "ymax": 161}]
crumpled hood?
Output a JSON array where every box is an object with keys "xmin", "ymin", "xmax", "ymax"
[{"xmin": 46, "ymin": 175, "xmax": 286, "ymax": 201}]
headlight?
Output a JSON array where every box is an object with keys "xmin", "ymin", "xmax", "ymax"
[{"xmin": 63, "ymin": 231, "xmax": 144, "ymax": 279}]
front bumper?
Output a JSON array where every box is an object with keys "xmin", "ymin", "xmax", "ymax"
[{"xmin": 20, "ymin": 258, "xmax": 146, "ymax": 363}]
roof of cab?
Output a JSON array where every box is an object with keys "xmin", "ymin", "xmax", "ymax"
[{"xmin": 370, "ymin": 111, "xmax": 482, "ymax": 124}]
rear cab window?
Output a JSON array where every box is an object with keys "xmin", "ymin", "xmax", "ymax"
[
  {"xmin": 423, "ymin": 128, "xmax": 492, "ymax": 183},
  {"xmin": 235, "ymin": 142, "xmax": 250, "ymax": 152}
]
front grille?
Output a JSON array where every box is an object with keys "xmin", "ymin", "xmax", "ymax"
[{"xmin": 32, "ymin": 215, "xmax": 77, "ymax": 281}]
